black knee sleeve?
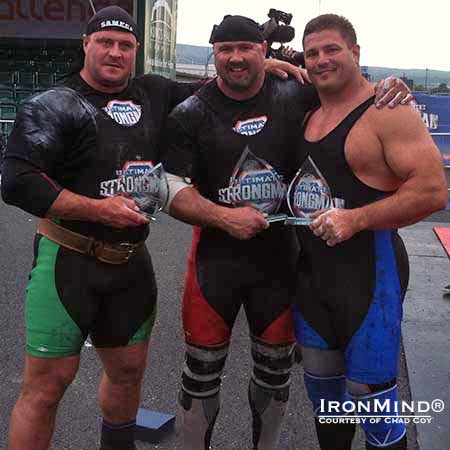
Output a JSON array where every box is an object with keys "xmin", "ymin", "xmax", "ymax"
[
  {"xmin": 181, "ymin": 342, "xmax": 228, "ymax": 398},
  {"xmin": 249, "ymin": 337, "xmax": 295, "ymax": 450},
  {"xmin": 250, "ymin": 336, "xmax": 295, "ymax": 392}
]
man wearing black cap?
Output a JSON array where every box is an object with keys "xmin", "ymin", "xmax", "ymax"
[
  {"xmin": 161, "ymin": 14, "xmax": 412, "ymax": 450},
  {"xmin": 161, "ymin": 16, "xmax": 307, "ymax": 450},
  {"xmin": 1, "ymin": 5, "xmax": 208, "ymax": 450}
]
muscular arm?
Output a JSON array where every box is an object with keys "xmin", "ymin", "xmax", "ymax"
[
  {"xmin": 1, "ymin": 89, "xmax": 148, "ymax": 228},
  {"xmin": 311, "ymin": 106, "xmax": 447, "ymax": 246},
  {"xmin": 47, "ymin": 189, "xmax": 148, "ymax": 228},
  {"xmin": 169, "ymin": 186, "xmax": 268, "ymax": 240},
  {"xmin": 2, "ymin": 157, "xmax": 147, "ymax": 228},
  {"xmin": 357, "ymin": 107, "xmax": 447, "ymax": 228}
]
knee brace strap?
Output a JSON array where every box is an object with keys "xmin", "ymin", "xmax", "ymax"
[
  {"xmin": 251, "ymin": 337, "xmax": 295, "ymax": 390},
  {"xmin": 304, "ymin": 371, "xmax": 348, "ymax": 416},
  {"xmin": 182, "ymin": 343, "xmax": 228, "ymax": 397},
  {"xmin": 351, "ymin": 384, "xmax": 406, "ymax": 447}
]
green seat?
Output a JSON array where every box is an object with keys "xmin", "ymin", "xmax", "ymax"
[
  {"xmin": 14, "ymin": 47, "xmax": 33, "ymax": 60},
  {"xmin": 35, "ymin": 60, "xmax": 53, "ymax": 73},
  {"xmin": 0, "ymin": 71, "xmax": 14, "ymax": 88},
  {"xmin": 15, "ymin": 89, "xmax": 34, "ymax": 104},
  {"xmin": 36, "ymin": 72, "xmax": 54, "ymax": 89},
  {"xmin": 53, "ymin": 61, "xmax": 69, "ymax": 74},
  {"xmin": 5, "ymin": 120, "xmax": 14, "ymax": 134},
  {"xmin": 0, "ymin": 120, "xmax": 14, "ymax": 136},
  {"xmin": 0, "ymin": 103, "xmax": 16, "ymax": 121},
  {"xmin": 16, "ymin": 71, "xmax": 35, "ymax": 89},
  {"xmin": 0, "ymin": 89, "xmax": 14, "ymax": 103}
]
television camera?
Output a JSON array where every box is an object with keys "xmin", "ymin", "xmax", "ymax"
[{"xmin": 260, "ymin": 9, "xmax": 304, "ymax": 67}]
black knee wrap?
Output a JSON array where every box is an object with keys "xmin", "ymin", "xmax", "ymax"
[
  {"xmin": 181, "ymin": 342, "xmax": 228, "ymax": 397},
  {"xmin": 179, "ymin": 343, "xmax": 229, "ymax": 450},
  {"xmin": 249, "ymin": 337, "xmax": 295, "ymax": 450},
  {"xmin": 250, "ymin": 336, "xmax": 295, "ymax": 390}
]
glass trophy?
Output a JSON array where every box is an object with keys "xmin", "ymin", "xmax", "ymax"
[
  {"xmin": 285, "ymin": 156, "xmax": 334, "ymax": 225},
  {"xmin": 134, "ymin": 162, "xmax": 169, "ymax": 220},
  {"xmin": 228, "ymin": 147, "xmax": 287, "ymax": 222},
  {"xmin": 107, "ymin": 162, "xmax": 169, "ymax": 221}
]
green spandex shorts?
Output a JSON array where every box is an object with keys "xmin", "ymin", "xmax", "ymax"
[{"xmin": 25, "ymin": 235, "xmax": 157, "ymax": 358}]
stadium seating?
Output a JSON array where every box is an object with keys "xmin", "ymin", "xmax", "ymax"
[
  {"xmin": 0, "ymin": 44, "xmax": 79, "ymax": 146},
  {"xmin": 0, "ymin": 45, "xmax": 76, "ymax": 101},
  {"xmin": 0, "ymin": 103, "xmax": 16, "ymax": 121},
  {"xmin": 0, "ymin": 89, "xmax": 14, "ymax": 103},
  {"xmin": 0, "ymin": 71, "xmax": 14, "ymax": 88}
]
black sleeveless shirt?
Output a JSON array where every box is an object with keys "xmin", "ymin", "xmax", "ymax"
[{"xmin": 295, "ymin": 96, "xmax": 408, "ymax": 319}]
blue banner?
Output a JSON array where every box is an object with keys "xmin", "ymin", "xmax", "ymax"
[{"xmin": 412, "ymin": 93, "xmax": 450, "ymax": 165}]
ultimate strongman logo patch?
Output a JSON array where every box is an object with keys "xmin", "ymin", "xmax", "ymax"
[
  {"xmin": 103, "ymin": 100, "xmax": 142, "ymax": 126},
  {"xmin": 100, "ymin": 161, "xmax": 155, "ymax": 197},
  {"xmin": 233, "ymin": 116, "xmax": 268, "ymax": 136}
]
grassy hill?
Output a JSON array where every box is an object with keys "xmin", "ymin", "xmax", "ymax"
[
  {"xmin": 176, "ymin": 44, "xmax": 450, "ymax": 87},
  {"xmin": 176, "ymin": 43, "xmax": 213, "ymax": 65},
  {"xmin": 368, "ymin": 67, "xmax": 450, "ymax": 87}
]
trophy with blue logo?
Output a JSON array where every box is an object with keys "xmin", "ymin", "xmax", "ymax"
[
  {"xmin": 105, "ymin": 162, "xmax": 169, "ymax": 221},
  {"xmin": 227, "ymin": 147, "xmax": 287, "ymax": 222},
  {"xmin": 285, "ymin": 156, "xmax": 334, "ymax": 225}
]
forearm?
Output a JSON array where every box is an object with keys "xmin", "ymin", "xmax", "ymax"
[
  {"xmin": 169, "ymin": 187, "xmax": 229, "ymax": 230},
  {"xmin": 355, "ymin": 177, "xmax": 447, "ymax": 230},
  {"xmin": 46, "ymin": 189, "xmax": 103, "ymax": 222}
]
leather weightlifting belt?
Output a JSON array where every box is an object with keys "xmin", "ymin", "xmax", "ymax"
[{"xmin": 38, "ymin": 219, "xmax": 144, "ymax": 265}]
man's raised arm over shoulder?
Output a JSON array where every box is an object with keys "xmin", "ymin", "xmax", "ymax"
[{"xmin": 311, "ymin": 104, "xmax": 447, "ymax": 246}]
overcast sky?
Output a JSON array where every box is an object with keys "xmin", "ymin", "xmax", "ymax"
[{"xmin": 176, "ymin": 0, "xmax": 450, "ymax": 72}]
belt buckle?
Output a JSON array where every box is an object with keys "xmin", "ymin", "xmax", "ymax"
[
  {"xmin": 87, "ymin": 238, "xmax": 103, "ymax": 258},
  {"xmin": 119, "ymin": 242, "xmax": 136, "ymax": 261}
]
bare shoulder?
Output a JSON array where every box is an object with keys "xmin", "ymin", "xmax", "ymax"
[{"xmin": 367, "ymin": 103, "xmax": 428, "ymax": 139}]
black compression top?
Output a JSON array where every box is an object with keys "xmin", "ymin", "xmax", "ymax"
[
  {"xmin": 2, "ymin": 74, "xmax": 200, "ymax": 243},
  {"xmin": 161, "ymin": 75, "xmax": 318, "ymax": 250}
]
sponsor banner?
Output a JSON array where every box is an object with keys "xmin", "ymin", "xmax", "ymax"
[
  {"xmin": 0, "ymin": 0, "xmax": 133, "ymax": 39},
  {"xmin": 144, "ymin": 0, "xmax": 177, "ymax": 78},
  {"xmin": 412, "ymin": 93, "xmax": 450, "ymax": 165}
]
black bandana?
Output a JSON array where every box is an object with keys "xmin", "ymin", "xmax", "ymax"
[
  {"xmin": 210, "ymin": 15, "xmax": 264, "ymax": 44},
  {"xmin": 86, "ymin": 6, "xmax": 138, "ymax": 40}
]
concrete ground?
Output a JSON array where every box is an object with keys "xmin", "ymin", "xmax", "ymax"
[
  {"xmin": 400, "ymin": 217, "xmax": 450, "ymax": 450},
  {"xmin": 1, "ymin": 203, "xmax": 448, "ymax": 449}
]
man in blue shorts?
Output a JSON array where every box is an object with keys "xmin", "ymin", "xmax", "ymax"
[{"xmin": 293, "ymin": 13, "xmax": 447, "ymax": 450}]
